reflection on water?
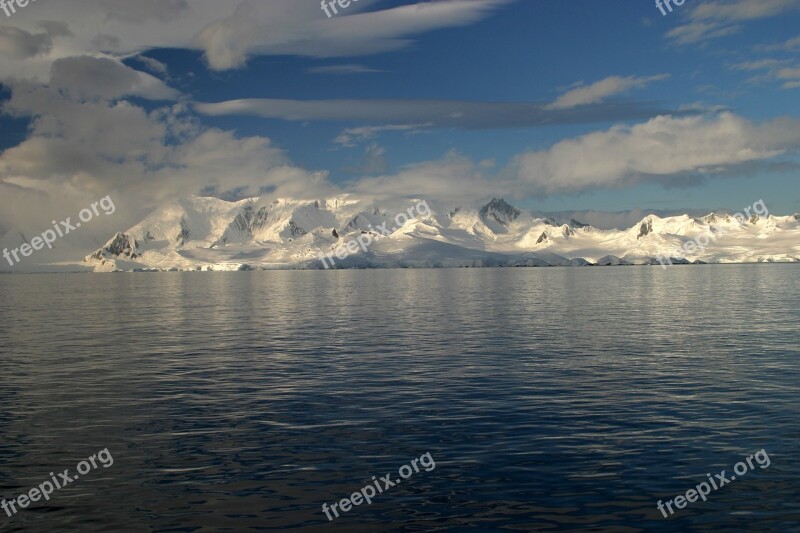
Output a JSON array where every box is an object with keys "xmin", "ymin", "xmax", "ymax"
[{"xmin": 0, "ymin": 266, "xmax": 799, "ymax": 531}]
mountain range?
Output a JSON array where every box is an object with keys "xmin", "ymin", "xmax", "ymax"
[{"xmin": 79, "ymin": 195, "xmax": 800, "ymax": 271}]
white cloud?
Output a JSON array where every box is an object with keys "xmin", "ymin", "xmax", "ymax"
[
  {"xmin": 547, "ymin": 75, "xmax": 669, "ymax": 110},
  {"xmin": 668, "ymin": 0, "xmax": 799, "ymax": 44},
  {"xmin": 509, "ymin": 112, "xmax": 800, "ymax": 194}
]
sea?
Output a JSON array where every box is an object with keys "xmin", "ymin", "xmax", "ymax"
[{"xmin": 0, "ymin": 265, "xmax": 798, "ymax": 532}]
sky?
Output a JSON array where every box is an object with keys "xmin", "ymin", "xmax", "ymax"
[{"xmin": 1, "ymin": 0, "xmax": 800, "ymax": 242}]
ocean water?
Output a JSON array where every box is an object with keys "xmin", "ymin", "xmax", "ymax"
[{"xmin": 0, "ymin": 265, "xmax": 798, "ymax": 532}]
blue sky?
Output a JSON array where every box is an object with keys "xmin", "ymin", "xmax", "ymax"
[{"xmin": 1, "ymin": 0, "xmax": 799, "ymax": 233}]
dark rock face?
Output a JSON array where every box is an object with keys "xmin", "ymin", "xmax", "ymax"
[
  {"xmin": 87, "ymin": 232, "xmax": 138, "ymax": 261},
  {"xmin": 637, "ymin": 220, "xmax": 653, "ymax": 239},
  {"xmin": 176, "ymin": 218, "xmax": 190, "ymax": 246},
  {"xmin": 479, "ymin": 198, "xmax": 521, "ymax": 227},
  {"xmin": 251, "ymin": 207, "xmax": 271, "ymax": 230},
  {"xmin": 231, "ymin": 212, "xmax": 249, "ymax": 233},
  {"xmin": 536, "ymin": 232, "xmax": 549, "ymax": 244},
  {"xmin": 287, "ymin": 220, "xmax": 307, "ymax": 237},
  {"xmin": 229, "ymin": 205, "xmax": 271, "ymax": 235}
]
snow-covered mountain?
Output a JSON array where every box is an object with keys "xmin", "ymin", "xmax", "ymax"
[{"xmin": 82, "ymin": 195, "xmax": 800, "ymax": 271}]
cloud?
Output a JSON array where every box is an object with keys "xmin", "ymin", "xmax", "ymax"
[
  {"xmin": 730, "ymin": 57, "xmax": 800, "ymax": 89},
  {"xmin": 193, "ymin": 1, "xmax": 262, "ymax": 71},
  {"xmin": 308, "ymin": 64, "xmax": 384, "ymax": 75},
  {"xmin": 758, "ymin": 34, "xmax": 800, "ymax": 51},
  {"xmin": 49, "ymin": 56, "xmax": 180, "ymax": 101},
  {"xmin": 334, "ymin": 123, "xmax": 431, "ymax": 147},
  {"xmin": 0, "ymin": 0, "xmax": 512, "ymax": 81},
  {"xmin": 777, "ymin": 66, "xmax": 800, "ymax": 79},
  {"xmin": 730, "ymin": 58, "xmax": 791, "ymax": 71},
  {"xmin": 349, "ymin": 150, "xmax": 497, "ymax": 202},
  {"xmin": 546, "ymin": 74, "xmax": 669, "ymax": 110},
  {"xmin": 91, "ymin": 34, "xmax": 122, "ymax": 51},
  {"xmin": 778, "ymin": 34, "xmax": 800, "ymax": 48},
  {"xmin": 0, "ymin": 26, "xmax": 53, "ymax": 59},
  {"xmin": 692, "ymin": 0, "xmax": 798, "ymax": 21},
  {"xmin": 509, "ymin": 112, "xmax": 800, "ymax": 194},
  {"xmin": 0, "ymin": 78, "xmax": 335, "ymax": 251},
  {"xmin": 96, "ymin": 0, "xmax": 190, "ymax": 24},
  {"xmin": 134, "ymin": 55, "xmax": 169, "ymax": 76},
  {"xmin": 194, "ymin": 0, "xmax": 513, "ymax": 70},
  {"xmin": 195, "ymin": 97, "xmax": 683, "ymax": 130},
  {"xmin": 0, "ymin": 0, "xmax": 515, "ymax": 258},
  {"xmin": 668, "ymin": 0, "xmax": 800, "ymax": 44},
  {"xmin": 37, "ymin": 21, "xmax": 73, "ymax": 38},
  {"xmin": 343, "ymin": 143, "xmax": 389, "ymax": 175},
  {"xmin": 0, "ymin": 21, "xmax": 75, "ymax": 61}
]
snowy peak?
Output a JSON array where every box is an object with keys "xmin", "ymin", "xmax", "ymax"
[
  {"xmin": 570, "ymin": 218, "xmax": 591, "ymax": 229},
  {"xmin": 479, "ymin": 198, "xmax": 521, "ymax": 228}
]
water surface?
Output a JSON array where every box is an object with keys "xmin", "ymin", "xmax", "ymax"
[{"xmin": 0, "ymin": 266, "xmax": 798, "ymax": 531}]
